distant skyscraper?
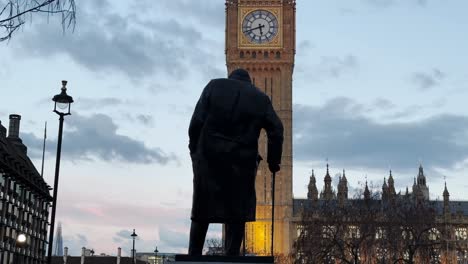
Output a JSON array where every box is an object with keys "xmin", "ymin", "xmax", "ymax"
[{"xmin": 54, "ymin": 222, "xmax": 64, "ymax": 256}]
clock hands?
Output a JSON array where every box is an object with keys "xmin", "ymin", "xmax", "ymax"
[{"xmin": 243, "ymin": 24, "xmax": 266, "ymax": 34}]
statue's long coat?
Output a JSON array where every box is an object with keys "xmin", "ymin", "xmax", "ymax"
[{"xmin": 188, "ymin": 77, "xmax": 283, "ymax": 223}]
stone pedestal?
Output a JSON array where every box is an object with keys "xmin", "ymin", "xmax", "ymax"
[{"xmin": 173, "ymin": 255, "xmax": 274, "ymax": 264}]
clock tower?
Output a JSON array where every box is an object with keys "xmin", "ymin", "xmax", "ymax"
[{"xmin": 225, "ymin": 0, "xmax": 296, "ymax": 255}]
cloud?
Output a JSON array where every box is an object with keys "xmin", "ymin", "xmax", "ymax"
[
  {"xmin": 55, "ymin": 192, "xmax": 191, "ymax": 253},
  {"xmin": 159, "ymin": 227, "xmax": 189, "ymax": 250},
  {"xmin": 136, "ymin": 114, "xmax": 154, "ymax": 127},
  {"xmin": 13, "ymin": 0, "xmax": 224, "ymax": 81},
  {"xmin": 77, "ymin": 97, "xmax": 126, "ymax": 109},
  {"xmin": 134, "ymin": 0, "xmax": 224, "ymax": 27},
  {"xmin": 373, "ymin": 98, "xmax": 396, "ymax": 110},
  {"xmin": 365, "ymin": 0, "xmax": 429, "ymax": 7},
  {"xmin": 294, "ymin": 97, "xmax": 468, "ymax": 171},
  {"xmin": 22, "ymin": 113, "xmax": 177, "ymax": 164},
  {"xmin": 411, "ymin": 68, "xmax": 445, "ymax": 90},
  {"xmin": 63, "ymin": 233, "xmax": 89, "ymax": 255},
  {"xmin": 113, "ymin": 230, "xmax": 132, "ymax": 243},
  {"xmin": 298, "ymin": 40, "xmax": 314, "ymax": 53},
  {"xmin": 298, "ymin": 55, "xmax": 358, "ymax": 81}
]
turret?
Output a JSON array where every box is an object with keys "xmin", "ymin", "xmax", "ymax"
[
  {"xmin": 307, "ymin": 170, "xmax": 318, "ymax": 201},
  {"xmin": 417, "ymin": 164, "xmax": 426, "ymax": 185},
  {"xmin": 321, "ymin": 164, "xmax": 334, "ymax": 201},
  {"xmin": 415, "ymin": 165, "xmax": 429, "ymax": 200},
  {"xmin": 337, "ymin": 169, "xmax": 348, "ymax": 206},
  {"xmin": 387, "ymin": 170, "xmax": 396, "ymax": 202},
  {"xmin": 364, "ymin": 181, "xmax": 371, "ymax": 200},
  {"xmin": 382, "ymin": 177, "xmax": 389, "ymax": 202},
  {"xmin": 443, "ymin": 182, "xmax": 450, "ymax": 217}
]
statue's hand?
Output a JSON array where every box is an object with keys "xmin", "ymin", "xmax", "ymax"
[{"xmin": 269, "ymin": 163, "xmax": 280, "ymax": 173}]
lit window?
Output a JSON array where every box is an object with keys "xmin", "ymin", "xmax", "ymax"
[
  {"xmin": 455, "ymin": 227, "xmax": 468, "ymax": 240},
  {"xmin": 346, "ymin": 225, "xmax": 361, "ymax": 239},
  {"xmin": 428, "ymin": 228, "xmax": 440, "ymax": 241},
  {"xmin": 375, "ymin": 227, "xmax": 386, "ymax": 239},
  {"xmin": 322, "ymin": 225, "xmax": 336, "ymax": 239}
]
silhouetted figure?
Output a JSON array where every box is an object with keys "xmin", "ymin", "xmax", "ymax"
[{"xmin": 188, "ymin": 69, "xmax": 284, "ymax": 256}]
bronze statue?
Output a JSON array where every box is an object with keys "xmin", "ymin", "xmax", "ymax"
[{"xmin": 188, "ymin": 69, "xmax": 284, "ymax": 255}]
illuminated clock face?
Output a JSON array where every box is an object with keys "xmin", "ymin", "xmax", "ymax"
[{"xmin": 242, "ymin": 10, "xmax": 278, "ymax": 44}]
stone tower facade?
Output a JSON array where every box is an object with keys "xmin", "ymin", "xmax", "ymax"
[{"xmin": 225, "ymin": 0, "xmax": 296, "ymax": 255}]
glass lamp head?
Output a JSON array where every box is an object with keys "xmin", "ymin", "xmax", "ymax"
[{"xmin": 53, "ymin": 80, "xmax": 74, "ymax": 115}]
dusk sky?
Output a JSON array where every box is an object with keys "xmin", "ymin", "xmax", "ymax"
[{"xmin": 1, "ymin": 0, "xmax": 468, "ymax": 256}]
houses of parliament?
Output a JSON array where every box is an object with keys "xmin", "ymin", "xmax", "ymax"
[{"xmin": 293, "ymin": 164, "xmax": 468, "ymax": 263}]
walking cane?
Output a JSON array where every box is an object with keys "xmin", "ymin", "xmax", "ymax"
[{"xmin": 271, "ymin": 171, "xmax": 276, "ymax": 256}]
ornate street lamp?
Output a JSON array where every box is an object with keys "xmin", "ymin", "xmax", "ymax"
[
  {"xmin": 131, "ymin": 229, "xmax": 138, "ymax": 264},
  {"xmin": 153, "ymin": 246, "xmax": 158, "ymax": 264},
  {"xmin": 47, "ymin": 81, "xmax": 74, "ymax": 264}
]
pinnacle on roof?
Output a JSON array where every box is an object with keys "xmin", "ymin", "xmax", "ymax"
[
  {"xmin": 443, "ymin": 181, "xmax": 450, "ymax": 197},
  {"xmin": 324, "ymin": 163, "xmax": 331, "ymax": 181},
  {"xmin": 418, "ymin": 164, "xmax": 425, "ymax": 177},
  {"xmin": 310, "ymin": 169, "xmax": 316, "ymax": 183},
  {"xmin": 342, "ymin": 169, "xmax": 347, "ymax": 182},
  {"xmin": 388, "ymin": 170, "xmax": 394, "ymax": 185},
  {"xmin": 382, "ymin": 177, "xmax": 388, "ymax": 188},
  {"xmin": 364, "ymin": 181, "xmax": 371, "ymax": 199}
]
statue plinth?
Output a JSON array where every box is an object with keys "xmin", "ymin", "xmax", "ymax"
[{"xmin": 174, "ymin": 255, "xmax": 274, "ymax": 264}]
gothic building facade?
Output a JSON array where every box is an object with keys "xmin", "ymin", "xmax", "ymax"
[
  {"xmin": 292, "ymin": 164, "xmax": 468, "ymax": 263},
  {"xmin": 0, "ymin": 115, "xmax": 52, "ymax": 264}
]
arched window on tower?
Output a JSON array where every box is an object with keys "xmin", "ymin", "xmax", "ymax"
[
  {"xmin": 275, "ymin": 51, "xmax": 281, "ymax": 59},
  {"xmin": 264, "ymin": 51, "xmax": 268, "ymax": 59},
  {"xmin": 252, "ymin": 51, "xmax": 256, "ymax": 58},
  {"xmin": 240, "ymin": 51, "xmax": 244, "ymax": 58}
]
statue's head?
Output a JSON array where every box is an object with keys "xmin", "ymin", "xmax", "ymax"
[{"xmin": 228, "ymin": 68, "xmax": 251, "ymax": 83}]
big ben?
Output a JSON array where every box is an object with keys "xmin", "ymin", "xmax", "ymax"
[{"xmin": 225, "ymin": 0, "xmax": 296, "ymax": 255}]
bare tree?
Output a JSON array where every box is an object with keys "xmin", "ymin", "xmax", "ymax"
[
  {"xmin": 205, "ymin": 237, "xmax": 224, "ymax": 255},
  {"xmin": 0, "ymin": 0, "xmax": 75, "ymax": 41},
  {"xmin": 294, "ymin": 198, "xmax": 380, "ymax": 264},
  {"xmin": 383, "ymin": 199, "xmax": 441, "ymax": 264}
]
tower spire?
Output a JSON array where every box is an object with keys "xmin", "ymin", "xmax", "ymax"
[
  {"xmin": 364, "ymin": 180, "xmax": 370, "ymax": 200},
  {"xmin": 307, "ymin": 169, "xmax": 318, "ymax": 201},
  {"xmin": 322, "ymin": 163, "xmax": 333, "ymax": 200}
]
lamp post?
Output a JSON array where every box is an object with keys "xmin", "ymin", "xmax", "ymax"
[
  {"xmin": 47, "ymin": 81, "xmax": 74, "ymax": 264},
  {"xmin": 131, "ymin": 229, "xmax": 137, "ymax": 264},
  {"xmin": 153, "ymin": 246, "xmax": 158, "ymax": 264}
]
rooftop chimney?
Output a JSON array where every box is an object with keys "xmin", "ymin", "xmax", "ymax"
[
  {"xmin": 7, "ymin": 114, "xmax": 27, "ymax": 154},
  {"xmin": 8, "ymin": 114, "xmax": 21, "ymax": 138},
  {"xmin": 116, "ymin": 248, "xmax": 121, "ymax": 264},
  {"xmin": 64, "ymin": 247, "xmax": 68, "ymax": 264},
  {"xmin": 81, "ymin": 247, "xmax": 85, "ymax": 264}
]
